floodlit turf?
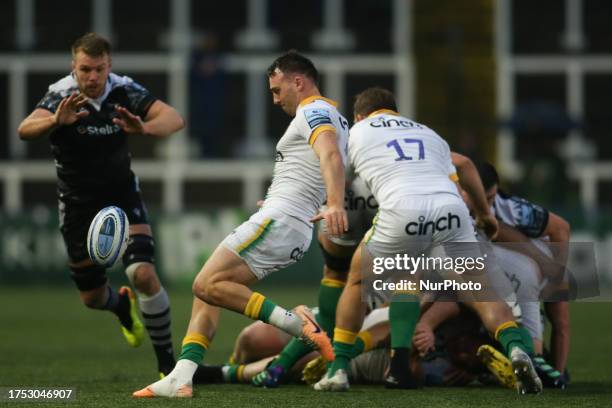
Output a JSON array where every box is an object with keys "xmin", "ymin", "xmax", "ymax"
[{"xmin": 1, "ymin": 285, "xmax": 611, "ymax": 407}]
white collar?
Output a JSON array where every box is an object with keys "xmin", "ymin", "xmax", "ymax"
[
  {"xmin": 87, "ymin": 79, "xmax": 112, "ymax": 111},
  {"xmin": 69, "ymin": 71, "xmax": 112, "ymax": 111}
]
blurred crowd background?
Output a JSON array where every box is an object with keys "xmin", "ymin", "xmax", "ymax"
[{"xmin": 0, "ymin": 0, "xmax": 611, "ymax": 286}]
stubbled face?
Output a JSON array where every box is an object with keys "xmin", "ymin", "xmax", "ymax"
[
  {"xmin": 72, "ymin": 51, "xmax": 111, "ymax": 99},
  {"xmin": 268, "ymin": 69, "xmax": 299, "ymax": 116}
]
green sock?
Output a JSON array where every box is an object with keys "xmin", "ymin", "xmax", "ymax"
[
  {"xmin": 497, "ymin": 325, "xmax": 533, "ymax": 356},
  {"xmin": 517, "ymin": 325, "xmax": 535, "ymax": 355},
  {"xmin": 389, "ymin": 295, "xmax": 420, "ymax": 349},
  {"xmin": 257, "ymin": 299, "xmax": 278, "ymax": 323},
  {"xmin": 317, "ymin": 278, "xmax": 345, "ymax": 336},
  {"xmin": 329, "ymin": 341, "xmax": 354, "ymax": 375},
  {"xmin": 245, "ymin": 293, "xmax": 303, "ymax": 337},
  {"xmin": 222, "ymin": 364, "xmax": 245, "ymax": 383},
  {"xmin": 349, "ymin": 336, "xmax": 366, "ymax": 358},
  {"xmin": 179, "ymin": 343, "xmax": 206, "ymax": 364},
  {"xmin": 271, "ymin": 337, "xmax": 314, "ymax": 370}
]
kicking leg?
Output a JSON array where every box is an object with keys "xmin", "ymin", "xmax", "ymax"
[{"xmin": 192, "ymin": 245, "xmax": 332, "ymax": 359}]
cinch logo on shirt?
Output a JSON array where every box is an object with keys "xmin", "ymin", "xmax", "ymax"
[
  {"xmin": 345, "ymin": 190, "xmax": 378, "ymax": 211},
  {"xmin": 369, "ymin": 118, "xmax": 423, "ymax": 129},
  {"xmin": 405, "ymin": 212, "xmax": 461, "ymax": 235},
  {"xmin": 76, "ymin": 124, "xmax": 121, "ymax": 136}
]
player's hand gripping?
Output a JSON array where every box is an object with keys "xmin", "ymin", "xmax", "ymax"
[
  {"xmin": 54, "ymin": 92, "xmax": 89, "ymax": 125},
  {"xmin": 476, "ymin": 212, "xmax": 499, "ymax": 240},
  {"xmin": 113, "ymin": 105, "xmax": 146, "ymax": 134},
  {"xmin": 311, "ymin": 204, "xmax": 348, "ymax": 237},
  {"xmin": 413, "ymin": 321, "xmax": 436, "ymax": 357}
]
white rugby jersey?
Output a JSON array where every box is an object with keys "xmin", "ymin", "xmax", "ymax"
[
  {"xmin": 263, "ymin": 96, "xmax": 349, "ymax": 230},
  {"xmin": 349, "ymin": 109, "xmax": 458, "ymax": 208}
]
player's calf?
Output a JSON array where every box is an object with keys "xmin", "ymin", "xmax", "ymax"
[{"xmin": 123, "ymin": 234, "xmax": 175, "ymax": 375}]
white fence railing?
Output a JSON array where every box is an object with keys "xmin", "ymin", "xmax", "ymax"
[
  {"xmin": 2, "ymin": 160, "xmax": 612, "ymax": 216},
  {"xmin": 0, "ymin": 160, "xmax": 274, "ymax": 213}
]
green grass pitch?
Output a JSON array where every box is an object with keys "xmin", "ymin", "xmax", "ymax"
[{"xmin": 1, "ymin": 285, "xmax": 611, "ymax": 407}]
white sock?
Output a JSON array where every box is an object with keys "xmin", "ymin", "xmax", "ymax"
[
  {"xmin": 172, "ymin": 359, "xmax": 198, "ymax": 384},
  {"xmin": 138, "ymin": 288, "xmax": 173, "ymax": 355},
  {"xmin": 148, "ymin": 358, "xmax": 197, "ymax": 396},
  {"xmin": 268, "ymin": 306, "xmax": 302, "ymax": 337}
]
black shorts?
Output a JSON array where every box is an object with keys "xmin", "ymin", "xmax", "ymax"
[{"xmin": 58, "ymin": 173, "xmax": 149, "ymax": 263}]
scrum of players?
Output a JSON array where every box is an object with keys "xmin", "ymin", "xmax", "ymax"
[
  {"xmin": 128, "ymin": 52, "xmax": 572, "ymax": 397},
  {"xmin": 186, "ymin": 89, "xmax": 572, "ymax": 394},
  {"xmin": 200, "ymin": 159, "xmax": 571, "ymax": 393}
]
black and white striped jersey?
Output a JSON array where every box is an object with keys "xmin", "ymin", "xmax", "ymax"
[{"xmin": 36, "ymin": 73, "xmax": 156, "ymax": 202}]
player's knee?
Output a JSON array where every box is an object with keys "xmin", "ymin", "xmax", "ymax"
[
  {"xmin": 237, "ymin": 322, "xmax": 267, "ymax": 356},
  {"xmin": 482, "ymin": 303, "xmax": 514, "ymax": 333},
  {"xmin": 128, "ymin": 262, "xmax": 159, "ymax": 295},
  {"xmin": 122, "ymin": 234, "xmax": 156, "ymax": 273},
  {"xmin": 192, "ymin": 272, "xmax": 223, "ymax": 305},
  {"xmin": 122, "ymin": 234, "xmax": 159, "ymax": 294}
]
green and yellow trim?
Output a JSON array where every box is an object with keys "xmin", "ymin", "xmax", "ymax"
[
  {"xmin": 357, "ymin": 330, "xmax": 373, "ymax": 352},
  {"xmin": 244, "ymin": 292, "xmax": 266, "ymax": 320},
  {"xmin": 236, "ymin": 365, "xmax": 246, "ymax": 382},
  {"xmin": 334, "ymin": 327, "xmax": 358, "ymax": 345},
  {"xmin": 495, "ymin": 321, "xmax": 518, "ymax": 341},
  {"xmin": 182, "ymin": 332, "xmax": 210, "ymax": 349},
  {"xmin": 237, "ymin": 218, "xmax": 274, "ymax": 255},
  {"xmin": 368, "ymin": 108, "xmax": 400, "ymax": 118},
  {"xmin": 308, "ymin": 124, "xmax": 336, "ymax": 145},
  {"xmin": 299, "ymin": 95, "xmax": 338, "ymax": 108},
  {"xmin": 321, "ymin": 277, "xmax": 346, "ymax": 288},
  {"xmin": 364, "ymin": 212, "xmax": 379, "ymax": 244}
]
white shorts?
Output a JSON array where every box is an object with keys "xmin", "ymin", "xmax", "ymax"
[
  {"xmin": 222, "ymin": 207, "xmax": 312, "ymax": 280},
  {"xmin": 364, "ymin": 193, "xmax": 477, "ymax": 258},
  {"xmin": 361, "ymin": 306, "xmax": 389, "ymax": 330}
]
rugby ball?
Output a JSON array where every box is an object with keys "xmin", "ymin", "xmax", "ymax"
[{"xmin": 87, "ymin": 206, "xmax": 129, "ymax": 267}]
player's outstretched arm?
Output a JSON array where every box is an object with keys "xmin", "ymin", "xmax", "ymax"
[
  {"xmin": 18, "ymin": 93, "xmax": 89, "ymax": 140},
  {"xmin": 310, "ymin": 130, "xmax": 348, "ymax": 236},
  {"xmin": 496, "ymin": 222, "xmax": 567, "ymax": 285},
  {"xmin": 113, "ymin": 100, "xmax": 184, "ymax": 138}
]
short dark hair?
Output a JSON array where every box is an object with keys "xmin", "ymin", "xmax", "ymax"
[
  {"xmin": 353, "ymin": 87, "xmax": 398, "ymax": 117},
  {"xmin": 267, "ymin": 50, "xmax": 319, "ymax": 84},
  {"xmin": 476, "ymin": 162, "xmax": 499, "ymax": 191},
  {"xmin": 71, "ymin": 32, "xmax": 111, "ymax": 57}
]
